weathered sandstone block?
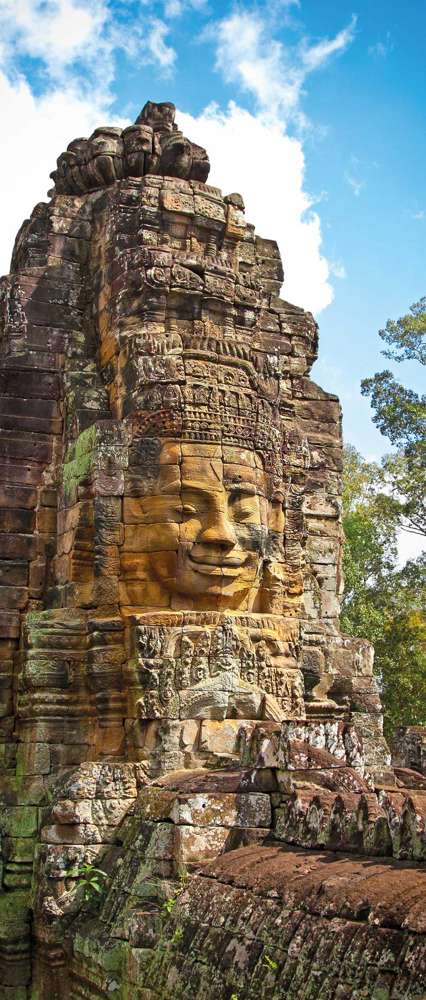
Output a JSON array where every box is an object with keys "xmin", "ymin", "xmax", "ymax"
[{"xmin": 0, "ymin": 98, "xmax": 424, "ymax": 1000}]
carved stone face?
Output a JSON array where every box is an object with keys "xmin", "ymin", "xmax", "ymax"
[{"xmin": 121, "ymin": 441, "xmax": 269, "ymax": 611}]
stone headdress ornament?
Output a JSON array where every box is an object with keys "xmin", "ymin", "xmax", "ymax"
[
  {"xmin": 50, "ymin": 103, "xmax": 308, "ymax": 480},
  {"xmin": 49, "ymin": 100, "xmax": 210, "ymax": 195}
]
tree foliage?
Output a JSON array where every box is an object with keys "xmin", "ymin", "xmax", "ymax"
[
  {"xmin": 375, "ymin": 295, "xmax": 426, "ymax": 365},
  {"xmin": 375, "ymin": 556, "xmax": 426, "ymax": 735},
  {"xmin": 341, "ymin": 445, "xmax": 426, "ymax": 738},
  {"xmin": 361, "ymin": 369, "xmax": 425, "ymax": 457},
  {"xmin": 377, "ymin": 451, "xmax": 425, "ymax": 537},
  {"xmin": 344, "ymin": 299, "xmax": 425, "ymax": 735},
  {"xmin": 360, "ymin": 296, "xmax": 425, "ymax": 539}
]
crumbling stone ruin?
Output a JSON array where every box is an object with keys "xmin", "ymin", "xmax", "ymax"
[{"xmin": 1, "ymin": 100, "xmax": 425, "ymax": 1000}]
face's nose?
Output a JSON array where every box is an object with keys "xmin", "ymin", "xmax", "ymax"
[{"xmin": 197, "ymin": 504, "xmax": 237, "ymax": 549}]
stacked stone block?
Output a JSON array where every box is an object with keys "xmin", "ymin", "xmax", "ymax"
[
  {"xmin": 0, "ymin": 99, "xmax": 425, "ymax": 999},
  {"xmin": 30, "ymin": 740, "xmax": 426, "ymax": 1000}
]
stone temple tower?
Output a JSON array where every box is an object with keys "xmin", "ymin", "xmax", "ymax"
[{"xmin": 0, "ymin": 101, "xmax": 425, "ymax": 1000}]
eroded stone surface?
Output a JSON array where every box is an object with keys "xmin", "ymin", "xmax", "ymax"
[
  {"xmin": 0, "ymin": 99, "xmax": 424, "ymax": 999},
  {"xmin": 36, "ymin": 836, "xmax": 426, "ymax": 999}
]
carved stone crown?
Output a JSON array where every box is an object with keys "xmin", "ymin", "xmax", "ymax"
[
  {"xmin": 128, "ymin": 345, "xmax": 284, "ymax": 475},
  {"xmin": 49, "ymin": 101, "xmax": 210, "ymax": 195}
]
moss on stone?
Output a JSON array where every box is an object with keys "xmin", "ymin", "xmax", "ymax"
[
  {"xmin": 2, "ymin": 806, "xmax": 38, "ymax": 837},
  {"xmin": 0, "ymin": 891, "xmax": 31, "ymax": 936},
  {"xmin": 63, "ymin": 424, "xmax": 98, "ymax": 499}
]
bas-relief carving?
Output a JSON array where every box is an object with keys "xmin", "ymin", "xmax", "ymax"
[
  {"xmin": 117, "ymin": 430, "xmax": 302, "ymax": 728},
  {"xmin": 0, "ymin": 98, "xmax": 385, "ymax": 773},
  {"xmin": 80, "ymin": 119, "xmax": 305, "ymax": 729},
  {"xmin": 126, "ymin": 612, "xmax": 303, "ymax": 725},
  {"xmin": 119, "ymin": 435, "xmax": 303, "ymax": 729},
  {"xmin": 0, "ymin": 107, "xmax": 380, "ymax": 801},
  {"xmin": 0, "ymin": 100, "xmax": 403, "ymax": 1000},
  {"xmin": 120, "ymin": 443, "xmax": 268, "ymax": 612}
]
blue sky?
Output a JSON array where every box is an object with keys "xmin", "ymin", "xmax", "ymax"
[{"xmin": 0, "ymin": 0, "xmax": 424, "ymax": 562}]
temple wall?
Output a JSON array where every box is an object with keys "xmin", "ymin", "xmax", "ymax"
[{"xmin": 0, "ymin": 100, "xmax": 423, "ymax": 1000}]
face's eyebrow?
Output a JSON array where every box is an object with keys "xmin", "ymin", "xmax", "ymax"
[
  {"xmin": 225, "ymin": 482, "xmax": 258, "ymax": 496},
  {"xmin": 181, "ymin": 481, "xmax": 219, "ymax": 495},
  {"xmin": 158, "ymin": 479, "xmax": 181, "ymax": 495},
  {"xmin": 181, "ymin": 480, "xmax": 260, "ymax": 497}
]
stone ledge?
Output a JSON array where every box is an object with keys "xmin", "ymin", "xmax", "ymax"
[{"xmin": 202, "ymin": 844, "xmax": 426, "ymax": 930}]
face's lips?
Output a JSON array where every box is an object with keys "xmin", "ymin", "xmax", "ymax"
[
  {"xmin": 188, "ymin": 564, "xmax": 243, "ymax": 577},
  {"xmin": 187, "ymin": 552, "xmax": 247, "ymax": 575}
]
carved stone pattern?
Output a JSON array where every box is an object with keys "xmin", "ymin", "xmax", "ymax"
[{"xmin": 0, "ymin": 100, "xmax": 424, "ymax": 1000}]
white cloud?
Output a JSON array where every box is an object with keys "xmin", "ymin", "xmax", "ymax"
[
  {"xmin": 345, "ymin": 171, "xmax": 365, "ymax": 197},
  {"xmin": 210, "ymin": 10, "xmax": 356, "ymax": 125},
  {"xmin": 0, "ymin": 69, "xmax": 129, "ymax": 278},
  {"xmin": 178, "ymin": 102, "xmax": 332, "ymax": 314},
  {"xmin": 0, "ymin": 0, "xmax": 182, "ymax": 276},
  {"xmin": 0, "ymin": 0, "xmax": 340, "ymax": 319},
  {"xmin": 0, "ymin": 0, "xmax": 176, "ymax": 90},
  {"xmin": 164, "ymin": 0, "xmax": 183, "ymax": 16},
  {"xmin": 329, "ymin": 260, "xmax": 347, "ymax": 280},
  {"xmin": 145, "ymin": 17, "xmax": 176, "ymax": 69},
  {"xmin": 0, "ymin": 0, "xmax": 110, "ymax": 81},
  {"xmin": 163, "ymin": 0, "xmax": 207, "ymax": 17},
  {"xmin": 0, "ymin": 0, "xmax": 125, "ymax": 277},
  {"xmin": 412, "ymin": 210, "xmax": 425, "ymax": 221},
  {"xmin": 300, "ymin": 17, "xmax": 357, "ymax": 72},
  {"xmin": 185, "ymin": 11, "xmax": 356, "ymax": 313}
]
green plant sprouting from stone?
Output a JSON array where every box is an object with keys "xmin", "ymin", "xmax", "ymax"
[
  {"xmin": 170, "ymin": 927, "xmax": 183, "ymax": 946},
  {"xmin": 66, "ymin": 862, "xmax": 109, "ymax": 903},
  {"xmin": 162, "ymin": 877, "xmax": 187, "ymax": 917},
  {"xmin": 263, "ymin": 954, "xmax": 278, "ymax": 971},
  {"xmin": 162, "ymin": 896, "xmax": 178, "ymax": 915}
]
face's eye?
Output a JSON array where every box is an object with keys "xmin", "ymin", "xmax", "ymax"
[
  {"xmin": 181, "ymin": 503, "xmax": 198, "ymax": 516},
  {"xmin": 180, "ymin": 488, "xmax": 208, "ymax": 516},
  {"xmin": 169, "ymin": 503, "xmax": 198, "ymax": 519},
  {"xmin": 229, "ymin": 490, "xmax": 259, "ymax": 520}
]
